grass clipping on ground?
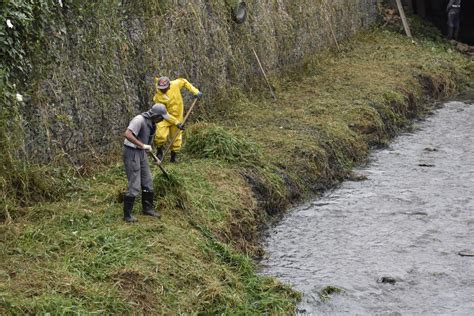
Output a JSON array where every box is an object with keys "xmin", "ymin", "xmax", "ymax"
[{"xmin": 0, "ymin": 28, "xmax": 472, "ymax": 314}]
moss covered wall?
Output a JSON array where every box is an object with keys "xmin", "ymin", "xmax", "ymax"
[{"xmin": 15, "ymin": 0, "xmax": 376, "ymax": 163}]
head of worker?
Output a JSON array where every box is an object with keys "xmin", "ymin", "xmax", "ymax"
[
  {"xmin": 157, "ymin": 76, "xmax": 170, "ymax": 94},
  {"xmin": 143, "ymin": 103, "xmax": 171, "ymax": 123}
]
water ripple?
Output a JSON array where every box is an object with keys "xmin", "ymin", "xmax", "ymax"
[{"xmin": 260, "ymin": 100, "xmax": 474, "ymax": 315}]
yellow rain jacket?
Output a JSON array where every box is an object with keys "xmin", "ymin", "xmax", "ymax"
[
  {"xmin": 153, "ymin": 78, "xmax": 200, "ymax": 151},
  {"xmin": 153, "ymin": 78, "xmax": 200, "ymax": 124}
]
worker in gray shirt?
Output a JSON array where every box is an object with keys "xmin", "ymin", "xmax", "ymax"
[
  {"xmin": 123, "ymin": 103, "xmax": 184, "ymax": 222},
  {"xmin": 447, "ymin": 0, "xmax": 461, "ymax": 40}
]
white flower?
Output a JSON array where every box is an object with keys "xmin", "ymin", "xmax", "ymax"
[
  {"xmin": 15, "ymin": 93, "xmax": 23, "ymax": 102},
  {"xmin": 6, "ymin": 19, "xmax": 13, "ymax": 28},
  {"xmin": 58, "ymin": 0, "xmax": 63, "ymax": 7}
]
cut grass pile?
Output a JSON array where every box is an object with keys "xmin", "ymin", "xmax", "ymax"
[
  {"xmin": 185, "ymin": 123, "xmax": 263, "ymax": 165},
  {"xmin": 1, "ymin": 27, "xmax": 472, "ymax": 314}
]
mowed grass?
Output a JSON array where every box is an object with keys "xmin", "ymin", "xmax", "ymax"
[{"xmin": 1, "ymin": 28, "xmax": 472, "ymax": 314}]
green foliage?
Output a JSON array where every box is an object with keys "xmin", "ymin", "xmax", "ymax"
[
  {"xmin": 0, "ymin": 0, "xmax": 54, "ymax": 80},
  {"xmin": 0, "ymin": 0, "xmax": 68, "ymax": 222}
]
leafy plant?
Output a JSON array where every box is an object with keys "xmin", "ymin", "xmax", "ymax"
[{"xmin": 1, "ymin": 0, "xmax": 54, "ymax": 81}]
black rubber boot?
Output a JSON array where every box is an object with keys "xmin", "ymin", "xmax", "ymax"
[
  {"xmin": 447, "ymin": 26, "xmax": 454, "ymax": 40},
  {"xmin": 123, "ymin": 196, "xmax": 137, "ymax": 222},
  {"xmin": 170, "ymin": 151, "xmax": 179, "ymax": 163},
  {"xmin": 142, "ymin": 191, "xmax": 160, "ymax": 217},
  {"xmin": 156, "ymin": 147, "xmax": 164, "ymax": 161},
  {"xmin": 454, "ymin": 28, "xmax": 460, "ymax": 41}
]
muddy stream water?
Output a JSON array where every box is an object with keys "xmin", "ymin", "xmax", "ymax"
[{"xmin": 260, "ymin": 97, "xmax": 474, "ymax": 315}]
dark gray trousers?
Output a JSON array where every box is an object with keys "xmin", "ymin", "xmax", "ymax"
[
  {"xmin": 123, "ymin": 146, "xmax": 153, "ymax": 197},
  {"xmin": 448, "ymin": 11, "xmax": 460, "ymax": 29},
  {"xmin": 447, "ymin": 11, "xmax": 461, "ymax": 40}
]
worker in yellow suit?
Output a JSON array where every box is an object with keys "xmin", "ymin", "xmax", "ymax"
[{"xmin": 153, "ymin": 76, "xmax": 202, "ymax": 163}]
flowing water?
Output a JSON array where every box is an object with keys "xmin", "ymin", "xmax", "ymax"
[{"xmin": 260, "ymin": 98, "xmax": 474, "ymax": 315}]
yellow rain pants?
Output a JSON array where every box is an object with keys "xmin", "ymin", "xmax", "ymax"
[{"xmin": 153, "ymin": 78, "xmax": 200, "ymax": 152}]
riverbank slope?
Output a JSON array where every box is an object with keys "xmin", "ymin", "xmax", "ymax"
[{"xmin": 1, "ymin": 27, "xmax": 472, "ymax": 314}]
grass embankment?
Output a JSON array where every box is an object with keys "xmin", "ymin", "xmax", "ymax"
[{"xmin": 1, "ymin": 28, "xmax": 472, "ymax": 314}]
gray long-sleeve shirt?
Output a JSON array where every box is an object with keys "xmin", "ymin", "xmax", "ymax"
[{"xmin": 123, "ymin": 115, "xmax": 155, "ymax": 148}]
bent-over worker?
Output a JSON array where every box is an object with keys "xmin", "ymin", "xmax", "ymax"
[
  {"xmin": 122, "ymin": 103, "xmax": 182, "ymax": 222},
  {"xmin": 153, "ymin": 76, "xmax": 202, "ymax": 163}
]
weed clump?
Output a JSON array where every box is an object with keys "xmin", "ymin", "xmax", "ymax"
[
  {"xmin": 319, "ymin": 285, "xmax": 344, "ymax": 302},
  {"xmin": 185, "ymin": 123, "xmax": 263, "ymax": 165}
]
